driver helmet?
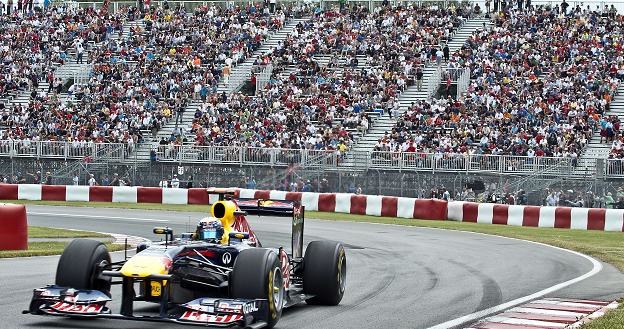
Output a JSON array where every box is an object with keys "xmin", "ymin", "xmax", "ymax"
[{"xmin": 196, "ymin": 218, "xmax": 224, "ymax": 243}]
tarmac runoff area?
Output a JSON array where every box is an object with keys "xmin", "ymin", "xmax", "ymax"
[{"xmin": 0, "ymin": 205, "xmax": 622, "ymax": 329}]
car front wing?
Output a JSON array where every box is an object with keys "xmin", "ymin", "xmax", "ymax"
[{"xmin": 23, "ymin": 285, "xmax": 269, "ymax": 329}]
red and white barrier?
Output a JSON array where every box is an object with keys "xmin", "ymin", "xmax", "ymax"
[
  {"xmin": 1, "ymin": 184, "xmax": 623, "ymax": 232},
  {"xmin": 448, "ymin": 201, "xmax": 624, "ymax": 232},
  {"xmin": 235, "ymin": 189, "xmax": 448, "ymax": 220},
  {"xmin": 0, "ymin": 184, "xmax": 222, "ymax": 206}
]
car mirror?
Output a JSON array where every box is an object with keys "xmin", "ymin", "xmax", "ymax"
[{"xmin": 153, "ymin": 227, "xmax": 173, "ymax": 235}]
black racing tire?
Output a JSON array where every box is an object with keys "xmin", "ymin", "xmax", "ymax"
[
  {"xmin": 55, "ymin": 239, "xmax": 111, "ymax": 294},
  {"xmin": 230, "ymin": 248, "xmax": 284, "ymax": 329},
  {"xmin": 303, "ymin": 240, "xmax": 346, "ymax": 306}
]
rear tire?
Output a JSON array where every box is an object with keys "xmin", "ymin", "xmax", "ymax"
[
  {"xmin": 55, "ymin": 239, "xmax": 111, "ymax": 294},
  {"xmin": 303, "ymin": 241, "xmax": 346, "ymax": 305},
  {"xmin": 230, "ymin": 248, "xmax": 284, "ymax": 329}
]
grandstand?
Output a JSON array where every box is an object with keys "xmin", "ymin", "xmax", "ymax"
[{"xmin": 1, "ymin": 0, "xmax": 624, "ymax": 205}]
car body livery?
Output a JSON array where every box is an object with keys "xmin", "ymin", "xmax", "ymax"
[{"xmin": 24, "ymin": 189, "xmax": 346, "ymax": 329}]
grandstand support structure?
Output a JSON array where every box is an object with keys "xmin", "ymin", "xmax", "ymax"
[
  {"xmin": 576, "ymin": 83, "xmax": 624, "ymax": 176},
  {"xmin": 345, "ymin": 17, "xmax": 491, "ymax": 158}
]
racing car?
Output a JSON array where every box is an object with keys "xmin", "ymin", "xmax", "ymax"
[{"xmin": 23, "ymin": 190, "xmax": 347, "ymax": 328}]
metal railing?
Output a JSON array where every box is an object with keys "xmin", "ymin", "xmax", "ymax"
[
  {"xmin": 151, "ymin": 145, "xmax": 588, "ymax": 176},
  {"xmin": 606, "ymin": 158, "xmax": 624, "ymax": 177},
  {"xmin": 427, "ymin": 67, "xmax": 442, "ymax": 99},
  {"xmin": 72, "ymin": 0, "xmax": 483, "ymax": 11},
  {"xmin": 255, "ymin": 64, "xmax": 273, "ymax": 94},
  {"xmin": 456, "ymin": 67, "xmax": 470, "ymax": 99},
  {"xmin": 0, "ymin": 141, "xmax": 612, "ymax": 177},
  {"xmin": 0, "ymin": 141, "xmax": 127, "ymax": 161}
]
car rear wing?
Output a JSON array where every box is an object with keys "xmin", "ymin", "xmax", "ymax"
[{"xmin": 235, "ymin": 199, "xmax": 305, "ymax": 259}]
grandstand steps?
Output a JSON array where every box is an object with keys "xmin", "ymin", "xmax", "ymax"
[
  {"xmin": 574, "ymin": 84, "xmax": 624, "ymax": 176},
  {"xmin": 10, "ymin": 83, "xmax": 51, "ymax": 106},
  {"xmin": 277, "ymin": 54, "xmax": 369, "ymax": 80},
  {"xmin": 129, "ymin": 102, "xmax": 202, "ymax": 163},
  {"xmin": 54, "ymin": 62, "xmax": 91, "ymax": 82},
  {"xmin": 344, "ymin": 17, "xmax": 491, "ymax": 158},
  {"xmin": 216, "ymin": 17, "xmax": 309, "ymax": 94}
]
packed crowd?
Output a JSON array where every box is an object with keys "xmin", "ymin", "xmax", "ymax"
[
  {"xmin": 0, "ymin": 5, "xmax": 122, "ymax": 99},
  {"xmin": 189, "ymin": 4, "xmax": 472, "ymax": 152},
  {"xmin": 1, "ymin": 2, "xmax": 622, "ymax": 167},
  {"xmin": 379, "ymin": 5, "xmax": 622, "ymax": 162},
  {"xmin": 0, "ymin": 3, "xmax": 293, "ymax": 150}
]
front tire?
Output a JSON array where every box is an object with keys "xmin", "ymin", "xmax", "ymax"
[
  {"xmin": 55, "ymin": 239, "xmax": 111, "ymax": 294},
  {"xmin": 303, "ymin": 241, "xmax": 346, "ymax": 305},
  {"xmin": 230, "ymin": 248, "xmax": 284, "ymax": 329}
]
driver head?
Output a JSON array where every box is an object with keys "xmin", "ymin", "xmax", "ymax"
[{"xmin": 196, "ymin": 217, "xmax": 224, "ymax": 243}]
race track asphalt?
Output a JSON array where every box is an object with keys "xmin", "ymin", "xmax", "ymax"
[{"xmin": 1, "ymin": 205, "xmax": 623, "ymax": 329}]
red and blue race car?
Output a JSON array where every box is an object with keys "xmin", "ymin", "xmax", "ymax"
[{"xmin": 23, "ymin": 189, "xmax": 347, "ymax": 328}]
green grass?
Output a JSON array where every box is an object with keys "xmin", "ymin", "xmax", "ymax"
[
  {"xmin": 3, "ymin": 199, "xmax": 623, "ymax": 326},
  {"xmin": 0, "ymin": 223, "xmax": 123, "ymax": 258},
  {"xmin": 308, "ymin": 212, "xmax": 624, "ymax": 272},
  {"xmin": 581, "ymin": 302, "xmax": 624, "ymax": 329},
  {"xmin": 29, "ymin": 226, "xmax": 109, "ymax": 238},
  {"xmin": 0, "ymin": 241, "xmax": 126, "ymax": 258}
]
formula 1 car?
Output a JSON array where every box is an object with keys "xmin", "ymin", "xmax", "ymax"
[{"xmin": 23, "ymin": 189, "xmax": 347, "ymax": 329}]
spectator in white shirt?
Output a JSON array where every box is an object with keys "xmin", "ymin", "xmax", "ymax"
[
  {"xmin": 171, "ymin": 175, "xmax": 180, "ymax": 188},
  {"xmin": 88, "ymin": 174, "xmax": 97, "ymax": 186}
]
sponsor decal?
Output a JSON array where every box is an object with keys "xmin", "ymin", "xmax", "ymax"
[
  {"xmin": 242, "ymin": 302, "xmax": 259, "ymax": 314},
  {"xmin": 151, "ymin": 281, "xmax": 162, "ymax": 297},
  {"xmin": 217, "ymin": 302, "xmax": 242, "ymax": 311},
  {"xmin": 179, "ymin": 311, "xmax": 242, "ymax": 323},
  {"xmin": 280, "ymin": 250, "xmax": 291, "ymax": 289},
  {"xmin": 222, "ymin": 252, "xmax": 232, "ymax": 265},
  {"xmin": 50, "ymin": 302, "xmax": 103, "ymax": 314}
]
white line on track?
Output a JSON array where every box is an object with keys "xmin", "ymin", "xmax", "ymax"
[
  {"xmin": 27, "ymin": 211, "xmax": 169, "ymax": 222},
  {"xmin": 425, "ymin": 236, "xmax": 603, "ymax": 329},
  {"xmin": 308, "ymin": 218, "xmax": 604, "ymax": 329}
]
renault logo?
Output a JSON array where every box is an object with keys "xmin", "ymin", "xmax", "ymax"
[{"xmin": 222, "ymin": 252, "xmax": 232, "ymax": 265}]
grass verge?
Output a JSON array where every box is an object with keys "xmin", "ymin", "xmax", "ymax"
[
  {"xmin": 1, "ymin": 223, "xmax": 125, "ymax": 258},
  {"xmin": 3, "ymin": 199, "xmax": 623, "ymax": 326},
  {"xmin": 581, "ymin": 303, "xmax": 624, "ymax": 329},
  {"xmin": 29, "ymin": 226, "xmax": 109, "ymax": 239},
  {"xmin": 0, "ymin": 241, "xmax": 126, "ymax": 258}
]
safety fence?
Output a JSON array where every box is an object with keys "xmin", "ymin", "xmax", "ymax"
[
  {"xmin": 0, "ymin": 141, "xmax": 607, "ymax": 177},
  {"xmin": 72, "ymin": 0, "xmax": 479, "ymax": 11},
  {"xmin": 2, "ymin": 184, "xmax": 622, "ymax": 232},
  {"xmin": 0, "ymin": 141, "xmax": 128, "ymax": 161}
]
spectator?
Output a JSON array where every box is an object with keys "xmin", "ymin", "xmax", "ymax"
[
  {"xmin": 110, "ymin": 173, "xmax": 120, "ymax": 186},
  {"xmin": 171, "ymin": 175, "xmax": 180, "ymax": 188},
  {"xmin": 88, "ymin": 174, "xmax": 97, "ymax": 186},
  {"xmin": 246, "ymin": 177, "xmax": 257, "ymax": 189}
]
